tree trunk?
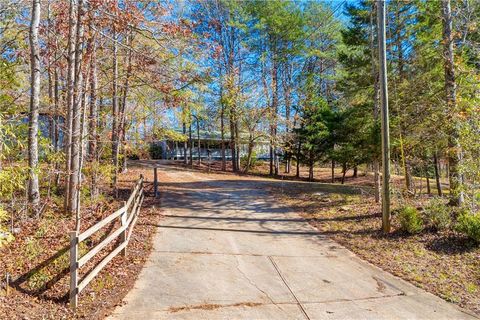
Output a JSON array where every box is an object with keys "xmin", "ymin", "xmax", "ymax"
[
  {"xmin": 197, "ymin": 117, "xmax": 201, "ymax": 166},
  {"xmin": 308, "ymin": 158, "xmax": 314, "ymax": 182},
  {"xmin": 46, "ymin": 3, "xmax": 54, "ymax": 148},
  {"xmin": 353, "ymin": 166, "xmax": 358, "ymax": 178},
  {"xmin": 111, "ymin": 26, "xmax": 119, "ymax": 196},
  {"xmin": 235, "ymin": 118, "xmax": 240, "ymax": 170},
  {"xmin": 219, "ymin": 69, "xmax": 226, "ymax": 171},
  {"xmin": 45, "ymin": 2, "xmax": 54, "ymax": 198},
  {"xmin": 220, "ymin": 104, "xmax": 226, "ymax": 171},
  {"xmin": 261, "ymin": 58, "xmax": 273, "ymax": 176},
  {"xmin": 244, "ymin": 141, "xmax": 254, "ymax": 173},
  {"xmin": 331, "ymin": 159, "xmax": 335, "ymax": 183},
  {"xmin": 76, "ymin": 62, "xmax": 89, "ymax": 230},
  {"xmin": 442, "ymin": 0, "xmax": 464, "ymax": 206},
  {"xmin": 269, "ymin": 144, "xmax": 274, "ymax": 175},
  {"xmin": 225, "ymin": 24, "xmax": 237, "ymax": 173},
  {"xmin": 53, "ymin": 38, "xmax": 60, "ymax": 187},
  {"xmin": 183, "ymin": 122, "xmax": 187, "ymax": 164},
  {"xmin": 119, "ymin": 31, "xmax": 133, "ymax": 174},
  {"xmin": 426, "ymin": 175, "xmax": 431, "ymax": 195},
  {"xmin": 399, "ymin": 131, "xmax": 412, "ymax": 192},
  {"xmin": 229, "ymin": 116, "xmax": 237, "ymax": 172},
  {"xmin": 28, "ymin": 0, "xmax": 41, "ymax": 213},
  {"xmin": 274, "ymin": 151, "xmax": 279, "ymax": 175},
  {"xmin": 88, "ymin": 25, "xmax": 98, "ymax": 199},
  {"xmin": 434, "ymin": 152, "xmax": 443, "ymax": 196},
  {"xmin": 283, "ymin": 62, "xmax": 292, "ymax": 174},
  {"xmin": 341, "ymin": 164, "xmax": 347, "ymax": 184},
  {"xmin": 296, "ymin": 140, "xmax": 301, "ymax": 178},
  {"xmin": 68, "ymin": 0, "xmax": 85, "ymax": 216},
  {"xmin": 189, "ymin": 124, "xmax": 193, "ymax": 167},
  {"xmin": 64, "ymin": 0, "xmax": 77, "ymax": 212},
  {"xmin": 285, "ymin": 156, "xmax": 291, "ymax": 174},
  {"xmin": 370, "ymin": 2, "xmax": 381, "ymax": 203},
  {"xmin": 271, "ymin": 53, "xmax": 279, "ymax": 176}
]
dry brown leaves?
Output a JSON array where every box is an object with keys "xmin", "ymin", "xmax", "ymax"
[{"xmin": 0, "ymin": 167, "xmax": 163, "ymax": 320}]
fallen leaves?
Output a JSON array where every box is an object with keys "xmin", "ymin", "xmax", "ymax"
[{"xmin": 0, "ymin": 167, "xmax": 163, "ymax": 320}]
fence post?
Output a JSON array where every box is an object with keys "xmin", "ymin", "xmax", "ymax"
[
  {"xmin": 69, "ymin": 230, "xmax": 79, "ymax": 309},
  {"xmin": 121, "ymin": 201, "xmax": 127, "ymax": 256},
  {"xmin": 153, "ymin": 168, "xmax": 158, "ymax": 198}
]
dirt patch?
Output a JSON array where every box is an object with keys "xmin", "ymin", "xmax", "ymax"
[
  {"xmin": 0, "ymin": 167, "xmax": 164, "ymax": 319},
  {"xmin": 168, "ymin": 302, "xmax": 263, "ymax": 313},
  {"xmin": 373, "ymin": 276, "xmax": 387, "ymax": 293}
]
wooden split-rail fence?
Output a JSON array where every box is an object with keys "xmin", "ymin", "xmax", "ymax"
[{"xmin": 69, "ymin": 175, "xmax": 145, "ymax": 309}]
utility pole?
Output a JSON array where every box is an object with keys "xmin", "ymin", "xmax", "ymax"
[{"xmin": 377, "ymin": 0, "xmax": 391, "ymax": 233}]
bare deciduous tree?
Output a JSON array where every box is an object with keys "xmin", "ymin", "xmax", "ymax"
[{"xmin": 28, "ymin": 0, "xmax": 41, "ymax": 212}]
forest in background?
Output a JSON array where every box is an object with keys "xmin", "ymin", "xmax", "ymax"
[
  {"xmin": 0, "ymin": 0, "xmax": 479, "ymax": 287},
  {"xmin": 0, "ymin": 0, "xmax": 480, "ymax": 317}
]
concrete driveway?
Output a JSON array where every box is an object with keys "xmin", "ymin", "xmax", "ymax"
[{"xmin": 109, "ymin": 165, "xmax": 476, "ymax": 320}]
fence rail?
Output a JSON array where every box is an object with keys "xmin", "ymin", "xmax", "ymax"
[{"xmin": 69, "ymin": 175, "xmax": 145, "ymax": 309}]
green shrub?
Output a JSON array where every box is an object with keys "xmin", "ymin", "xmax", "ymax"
[
  {"xmin": 455, "ymin": 212, "xmax": 480, "ymax": 243},
  {"xmin": 149, "ymin": 143, "xmax": 164, "ymax": 159},
  {"xmin": 240, "ymin": 151, "xmax": 258, "ymax": 169},
  {"xmin": 423, "ymin": 198, "xmax": 452, "ymax": 231},
  {"xmin": 398, "ymin": 206, "xmax": 423, "ymax": 234},
  {"xmin": 0, "ymin": 206, "xmax": 14, "ymax": 247},
  {"xmin": 452, "ymin": 206, "xmax": 471, "ymax": 220}
]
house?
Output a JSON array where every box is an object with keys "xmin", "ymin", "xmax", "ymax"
[{"xmin": 151, "ymin": 129, "xmax": 271, "ymax": 160}]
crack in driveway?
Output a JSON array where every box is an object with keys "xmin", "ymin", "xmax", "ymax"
[{"xmin": 233, "ymin": 256, "xmax": 277, "ymax": 305}]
